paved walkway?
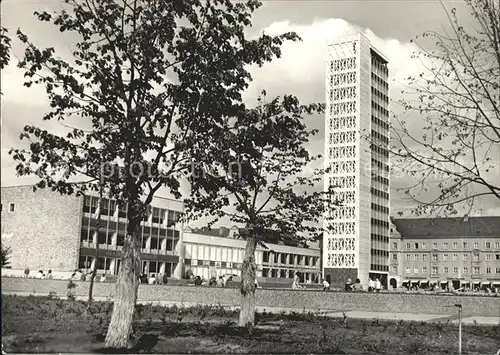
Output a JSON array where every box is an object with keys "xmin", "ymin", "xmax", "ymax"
[{"xmin": 3, "ymin": 291, "xmax": 499, "ymax": 326}]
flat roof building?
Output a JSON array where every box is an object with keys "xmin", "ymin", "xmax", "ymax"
[
  {"xmin": 1, "ymin": 185, "xmax": 320, "ymax": 283},
  {"xmin": 323, "ymin": 33, "xmax": 390, "ymax": 288},
  {"xmin": 1, "ymin": 185, "xmax": 184, "ymax": 278}
]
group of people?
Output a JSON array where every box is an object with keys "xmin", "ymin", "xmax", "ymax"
[
  {"xmin": 320, "ymin": 277, "xmax": 382, "ymax": 292},
  {"xmin": 140, "ymin": 273, "xmax": 168, "ymax": 285},
  {"xmin": 29, "ymin": 269, "xmax": 53, "ymax": 279}
]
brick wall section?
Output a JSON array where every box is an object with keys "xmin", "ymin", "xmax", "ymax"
[
  {"xmin": 2, "ymin": 277, "xmax": 499, "ymax": 317},
  {"xmin": 1, "ymin": 186, "xmax": 82, "ymax": 271}
]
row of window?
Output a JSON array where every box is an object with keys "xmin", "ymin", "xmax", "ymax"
[
  {"xmin": 328, "ymin": 116, "xmax": 356, "ymax": 130},
  {"xmin": 77, "ymin": 256, "xmax": 177, "ymax": 277},
  {"xmin": 371, "ymin": 203, "xmax": 389, "ymax": 214},
  {"xmin": 327, "ymin": 221, "xmax": 356, "ymax": 235},
  {"xmin": 81, "ymin": 229, "xmax": 180, "ymax": 251},
  {"xmin": 371, "ymin": 264, "xmax": 389, "ymax": 272},
  {"xmin": 371, "ymin": 144, "xmax": 389, "ymax": 158},
  {"xmin": 371, "ymin": 218, "xmax": 389, "ymax": 229},
  {"xmin": 371, "ymin": 249, "xmax": 389, "ymax": 257},
  {"xmin": 371, "ymin": 187, "xmax": 389, "ymax": 200},
  {"xmin": 371, "ymin": 234, "xmax": 390, "ymax": 243},
  {"xmin": 371, "ymin": 87, "xmax": 389, "ymax": 104},
  {"xmin": 398, "ymin": 241, "xmax": 500, "ymax": 250},
  {"xmin": 329, "ymin": 131, "xmax": 356, "ymax": 145},
  {"xmin": 371, "ymin": 72, "xmax": 388, "ymax": 91},
  {"xmin": 405, "ymin": 265, "xmax": 500, "ymax": 275},
  {"xmin": 371, "ymin": 59, "xmax": 388, "ymax": 76},
  {"xmin": 330, "ymin": 101, "xmax": 356, "ymax": 115},
  {"xmin": 372, "ymin": 173, "xmax": 390, "ymax": 185},
  {"xmin": 262, "ymin": 268, "xmax": 321, "ymax": 283},
  {"xmin": 328, "ymin": 206, "xmax": 356, "ymax": 220},
  {"xmin": 83, "ymin": 196, "xmax": 181, "ymax": 225},
  {"xmin": 329, "ymin": 86, "xmax": 356, "ymax": 101},
  {"xmin": 329, "ymin": 176, "xmax": 356, "ymax": 190},
  {"xmin": 331, "ymin": 57, "xmax": 356, "ymax": 71},
  {"xmin": 371, "ymin": 101, "xmax": 389, "ymax": 118},
  {"xmin": 329, "ymin": 146, "xmax": 356, "ymax": 159},
  {"xmin": 330, "ymin": 160, "xmax": 356, "ymax": 174},
  {"xmin": 262, "ymin": 251, "xmax": 319, "ymax": 267},
  {"xmin": 399, "ymin": 252, "xmax": 500, "ymax": 261},
  {"xmin": 185, "ymin": 259, "xmax": 242, "ymax": 268},
  {"xmin": 371, "ymin": 130, "xmax": 389, "ymax": 145},
  {"xmin": 371, "ymin": 115, "xmax": 390, "ymax": 131},
  {"xmin": 330, "ymin": 72, "xmax": 357, "ymax": 86}
]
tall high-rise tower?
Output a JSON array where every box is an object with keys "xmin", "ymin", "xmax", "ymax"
[{"xmin": 323, "ymin": 33, "xmax": 390, "ymax": 288}]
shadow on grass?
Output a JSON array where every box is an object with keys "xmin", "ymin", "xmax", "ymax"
[{"xmin": 93, "ymin": 322, "xmax": 283, "ymax": 353}]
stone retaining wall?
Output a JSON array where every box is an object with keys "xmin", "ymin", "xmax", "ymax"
[{"xmin": 2, "ymin": 277, "xmax": 499, "ymax": 317}]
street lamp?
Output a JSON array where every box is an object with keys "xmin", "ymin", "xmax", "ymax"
[{"xmin": 454, "ymin": 304, "xmax": 462, "ymax": 355}]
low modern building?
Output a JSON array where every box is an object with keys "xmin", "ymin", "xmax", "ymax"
[
  {"xmin": 388, "ymin": 216, "xmax": 500, "ymax": 290},
  {"xmin": 1, "ymin": 185, "xmax": 321, "ymax": 283},
  {"xmin": 184, "ymin": 227, "xmax": 321, "ymax": 283}
]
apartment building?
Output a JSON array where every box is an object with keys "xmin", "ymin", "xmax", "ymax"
[
  {"xmin": 323, "ymin": 32, "xmax": 390, "ymax": 287},
  {"xmin": 388, "ymin": 217, "xmax": 500, "ymax": 289}
]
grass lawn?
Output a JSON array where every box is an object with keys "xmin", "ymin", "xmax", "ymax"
[{"xmin": 2, "ymin": 295, "xmax": 499, "ymax": 354}]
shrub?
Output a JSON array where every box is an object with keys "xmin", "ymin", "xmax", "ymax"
[{"xmin": 1, "ymin": 245, "xmax": 12, "ymax": 267}]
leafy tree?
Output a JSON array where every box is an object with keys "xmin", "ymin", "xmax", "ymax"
[
  {"xmin": 1, "ymin": 245, "xmax": 12, "ymax": 267},
  {"xmin": 0, "ymin": 26, "xmax": 10, "ymax": 70},
  {"xmin": 390, "ymin": 0, "xmax": 499, "ymax": 216},
  {"xmin": 1, "ymin": 23, "xmax": 11, "ymax": 96},
  {"xmin": 186, "ymin": 93, "xmax": 338, "ymax": 327},
  {"xmin": 9, "ymin": 0, "xmax": 299, "ymax": 348}
]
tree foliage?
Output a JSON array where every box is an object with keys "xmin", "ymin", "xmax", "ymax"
[
  {"xmin": 187, "ymin": 93, "xmax": 335, "ymax": 244},
  {"xmin": 9, "ymin": 0, "xmax": 301, "ymax": 347},
  {"xmin": 0, "ymin": 26, "xmax": 10, "ymax": 70},
  {"xmin": 186, "ymin": 92, "xmax": 338, "ymax": 326},
  {"xmin": 1, "ymin": 245, "xmax": 12, "ymax": 267},
  {"xmin": 390, "ymin": 0, "xmax": 499, "ymax": 216}
]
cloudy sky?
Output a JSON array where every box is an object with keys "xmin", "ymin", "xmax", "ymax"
[{"xmin": 1, "ymin": 0, "xmax": 499, "ymax": 219}]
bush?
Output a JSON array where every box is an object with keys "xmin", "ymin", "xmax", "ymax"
[{"xmin": 1, "ymin": 245, "xmax": 12, "ymax": 267}]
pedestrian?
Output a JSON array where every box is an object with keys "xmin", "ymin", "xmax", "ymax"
[
  {"xmin": 292, "ymin": 272, "xmax": 303, "ymax": 289},
  {"xmin": 352, "ymin": 278, "xmax": 363, "ymax": 291},
  {"xmin": 148, "ymin": 274, "xmax": 156, "ymax": 284},
  {"xmin": 24, "ymin": 267, "xmax": 30, "ymax": 278},
  {"xmin": 322, "ymin": 278, "xmax": 330, "ymax": 291},
  {"xmin": 255, "ymin": 278, "xmax": 260, "ymax": 289},
  {"xmin": 216, "ymin": 276, "xmax": 224, "ymax": 287},
  {"xmin": 375, "ymin": 278, "xmax": 381, "ymax": 292},
  {"xmin": 195, "ymin": 276, "xmax": 203, "ymax": 286},
  {"xmin": 162, "ymin": 273, "xmax": 168, "ymax": 285},
  {"xmin": 100, "ymin": 273, "xmax": 107, "ymax": 282},
  {"xmin": 47, "ymin": 269, "xmax": 53, "ymax": 279},
  {"xmin": 345, "ymin": 278, "xmax": 352, "ymax": 291},
  {"xmin": 368, "ymin": 277, "xmax": 375, "ymax": 292}
]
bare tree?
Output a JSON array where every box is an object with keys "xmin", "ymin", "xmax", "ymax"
[{"xmin": 390, "ymin": 0, "xmax": 499, "ymax": 216}]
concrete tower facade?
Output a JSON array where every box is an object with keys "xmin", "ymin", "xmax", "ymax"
[{"xmin": 323, "ymin": 33, "xmax": 390, "ymax": 288}]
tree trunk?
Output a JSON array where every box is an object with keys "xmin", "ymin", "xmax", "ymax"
[
  {"xmin": 104, "ymin": 220, "xmax": 141, "ymax": 349},
  {"xmin": 239, "ymin": 237, "xmax": 257, "ymax": 327}
]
